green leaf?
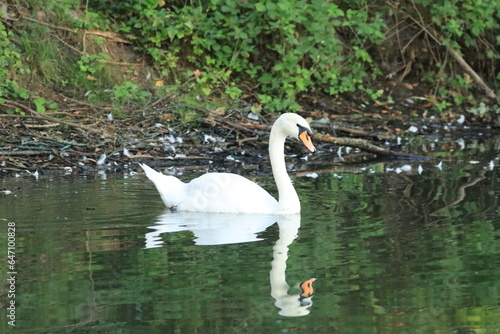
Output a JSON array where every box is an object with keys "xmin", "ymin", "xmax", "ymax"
[
  {"xmin": 255, "ymin": 3, "xmax": 266, "ymax": 12},
  {"xmin": 295, "ymin": 77, "xmax": 306, "ymax": 91},
  {"xmin": 258, "ymin": 73, "xmax": 273, "ymax": 84},
  {"xmin": 201, "ymin": 87, "xmax": 211, "ymax": 96},
  {"xmin": 34, "ymin": 97, "xmax": 46, "ymax": 113}
]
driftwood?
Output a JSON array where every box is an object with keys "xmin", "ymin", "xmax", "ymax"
[
  {"xmin": 221, "ymin": 118, "xmax": 429, "ymax": 160},
  {"xmin": 314, "ymin": 133, "xmax": 429, "ymax": 160},
  {"xmin": 0, "ymin": 99, "xmax": 428, "ymax": 166}
]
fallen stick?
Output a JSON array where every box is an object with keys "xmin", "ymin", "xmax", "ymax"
[
  {"xmin": 315, "ymin": 133, "xmax": 430, "ymax": 160},
  {"xmin": 0, "ymin": 100, "xmax": 102, "ymax": 134},
  {"xmin": 442, "ymin": 41, "xmax": 498, "ymax": 103},
  {"xmin": 232, "ymin": 119, "xmax": 429, "ymax": 160},
  {"xmin": 0, "ymin": 150, "xmax": 53, "ymax": 156},
  {"xmin": 22, "ymin": 17, "xmax": 132, "ymax": 44}
]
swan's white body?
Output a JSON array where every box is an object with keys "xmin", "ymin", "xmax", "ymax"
[{"xmin": 140, "ymin": 113, "xmax": 315, "ymax": 214}]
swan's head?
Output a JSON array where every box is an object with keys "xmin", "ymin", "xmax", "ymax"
[{"xmin": 275, "ymin": 113, "xmax": 315, "ymax": 152}]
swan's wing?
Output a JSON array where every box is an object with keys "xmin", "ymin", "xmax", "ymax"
[{"xmin": 179, "ymin": 173, "xmax": 278, "ymax": 213}]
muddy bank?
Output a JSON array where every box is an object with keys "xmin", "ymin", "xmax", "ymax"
[{"xmin": 1, "ymin": 97, "xmax": 499, "ymax": 177}]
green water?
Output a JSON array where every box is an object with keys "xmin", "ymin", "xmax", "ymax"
[{"xmin": 0, "ymin": 158, "xmax": 499, "ymax": 333}]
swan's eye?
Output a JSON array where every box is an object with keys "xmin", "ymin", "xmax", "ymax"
[{"xmin": 297, "ymin": 124, "xmax": 311, "ymax": 136}]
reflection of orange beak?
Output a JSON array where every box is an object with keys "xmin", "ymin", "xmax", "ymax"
[
  {"xmin": 299, "ymin": 278, "xmax": 317, "ymax": 298},
  {"xmin": 299, "ymin": 131, "xmax": 316, "ymax": 152}
]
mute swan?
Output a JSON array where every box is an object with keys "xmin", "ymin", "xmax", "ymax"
[{"xmin": 140, "ymin": 113, "xmax": 315, "ymax": 214}]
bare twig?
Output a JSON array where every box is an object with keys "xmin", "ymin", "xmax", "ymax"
[
  {"xmin": 0, "ymin": 100, "xmax": 102, "ymax": 134},
  {"xmin": 0, "ymin": 150, "xmax": 53, "ymax": 156},
  {"xmin": 22, "ymin": 16, "xmax": 132, "ymax": 44},
  {"xmin": 406, "ymin": 3, "xmax": 498, "ymax": 103}
]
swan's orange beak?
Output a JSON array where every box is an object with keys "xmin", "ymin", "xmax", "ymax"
[{"xmin": 299, "ymin": 130, "xmax": 316, "ymax": 152}]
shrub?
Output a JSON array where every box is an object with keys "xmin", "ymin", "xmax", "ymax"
[
  {"xmin": 0, "ymin": 22, "xmax": 29, "ymax": 102},
  {"xmin": 88, "ymin": 0, "xmax": 387, "ymax": 111},
  {"xmin": 384, "ymin": 0, "xmax": 499, "ymax": 111}
]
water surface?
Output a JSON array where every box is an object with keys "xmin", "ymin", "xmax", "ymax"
[{"xmin": 0, "ymin": 152, "xmax": 499, "ymax": 333}]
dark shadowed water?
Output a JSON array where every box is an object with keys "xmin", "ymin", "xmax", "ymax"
[{"xmin": 1, "ymin": 138, "xmax": 499, "ymax": 333}]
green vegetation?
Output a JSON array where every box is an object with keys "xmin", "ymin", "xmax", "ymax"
[
  {"xmin": 0, "ymin": 0, "xmax": 498, "ymax": 116},
  {"xmin": 0, "ymin": 21, "xmax": 29, "ymax": 104}
]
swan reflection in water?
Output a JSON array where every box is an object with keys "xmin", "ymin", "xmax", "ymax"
[{"xmin": 144, "ymin": 211, "xmax": 316, "ymax": 316}]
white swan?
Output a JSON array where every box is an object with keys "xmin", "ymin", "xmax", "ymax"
[{"xmin": 139, "ymin": 113, "xmax": 315, "ymax": 214}]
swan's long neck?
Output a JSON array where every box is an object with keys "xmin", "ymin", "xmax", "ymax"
[{"xmin": 269, "ymin": 124, "xmax": 300, "ymax": 213}]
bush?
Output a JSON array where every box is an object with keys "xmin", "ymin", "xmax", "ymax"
[
  {"xmin": 5, "ymin": 0, "xmax": 499, "ymax": 114},
  {"xmin": 0, "ymin": 22, "xmax": 29, "ymax": 102},
  {"xmin": 382, "ymin": 0, "xmax": 499, "ymax": 109},
  {"xmin": 88, "ymin": 0, "xmax": 387, "ymax": 111}
]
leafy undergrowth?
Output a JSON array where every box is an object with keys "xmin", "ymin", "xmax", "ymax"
[{"xmin": 1, "ymin": 0, "xmax": 499, "ymax": 114}]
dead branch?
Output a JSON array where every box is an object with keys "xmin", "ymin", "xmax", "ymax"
[
  {"xmin": 14, "ymin": 122, "xmax": 61, "ymax": 129},
  {"xmin": 84, "ymin": 29, "xmax": 132, "ymax": 44},
  {"xmin": 219, "ymin": 119, "xmax": 429, "ymax": 160},
  {"xmin": 0, "ymin": 100, "xmax": 102, "ymax": 134},
  {"xmin": 0, "ymin": 150, "xmax": 53, "ymax": 156},
  {"xmin": 406, "ymin": 14, "xmax": 499, "ymax": 103},
  {"xmin": 441, "ymin": 39, "xmax": 499, "ymax": 103},
  {"xmin": 22, "ymin": 17, "xmax": 132, "ymax": 44},
  {"xmin": 331, "ymin": 124, "xmax": 378, "ymax": 138},
  {"xmin": 315, "ymin": 133, "xmax": 428, "ymax": 159}
]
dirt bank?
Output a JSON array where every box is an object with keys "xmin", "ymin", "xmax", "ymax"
[{"xmin": 2, "ymin": 91, "xmax": 499, "ymax": 178}]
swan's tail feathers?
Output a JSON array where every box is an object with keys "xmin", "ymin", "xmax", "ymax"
[
  {"xmin": 139, "ymin": 163, "xmax": 186, "ymax": 208},
  {"xmin": 139, "ymin": 163, "xmax": 173, "ymax": 186},
  {"xmin": 139, "ymin": 163, "xmax": 161, "ymax": 181}
]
